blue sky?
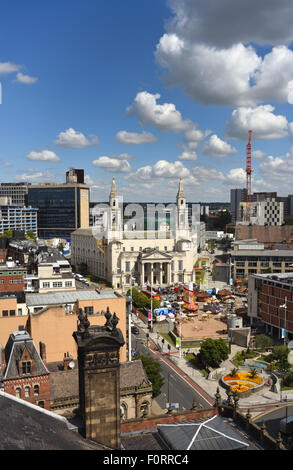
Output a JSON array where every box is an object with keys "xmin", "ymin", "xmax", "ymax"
[{"xmin": 1, "ymin": 0, "xmax": 293, "ymax": 202}]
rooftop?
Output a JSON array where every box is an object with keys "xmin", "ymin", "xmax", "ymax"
[{"xmin": 26, "ymin": 289, "xmax": 120, "ymax": 306}]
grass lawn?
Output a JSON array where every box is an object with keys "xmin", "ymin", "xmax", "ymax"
[
  {"xmin": 195, "ymin": 269, "xmax": 205, "ymax": 284},
  {"xmin": 185, "ymin": 353, "xmax": 209, "ymax": 377},
  {"xmin": 161, "ymin": 333, "xmax": 176, "ymax": 347}
]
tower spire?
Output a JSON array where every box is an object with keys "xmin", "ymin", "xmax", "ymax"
[
  {"xmin": 110, "ymin": 176, "xmax": 117, "ymax": 199},
  {"xmin": 177, "ymin": 176, "xmax": 185, "ymax": 199}
]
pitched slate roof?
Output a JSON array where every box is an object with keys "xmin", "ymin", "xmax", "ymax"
[
  {"xmin": 157, "ymin": 415, "xmax": 249, "ymax": 451},
  {"xmin": 0, "ymin": 392, "xmax": 105, "ymax": 450},
  {"xmin": 4, "ymin": 331, "xmax": 49, "ymax": 380}
]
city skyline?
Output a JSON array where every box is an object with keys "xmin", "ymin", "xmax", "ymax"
[{"xmin": 1, "ymin": 0, "xmax": 293, "ymax": 202}]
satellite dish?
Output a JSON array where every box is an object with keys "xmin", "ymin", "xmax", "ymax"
[{"xmin": 68, "ymin": 360, "xmax": 75, "ymax": 369}]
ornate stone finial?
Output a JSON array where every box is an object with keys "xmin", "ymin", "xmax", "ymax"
[
  {"xmin": 214, "ymin": 387, "xmax": 222, "ymax": 408},
  {"xmin": 276, "ymin": 431, "xmax": 283, "ymax": 449},
  {"xmin": 261, "ymin": 420, "xmax": 267, "ymax": 433},
  {"xmin": 104, "ymin": 307, "xmax": 113, "ymax": 330},
  {"xmin": 111, "ymin": 312, "xmax": 119, "ymax": 330},
  {"xmin": 191, "ymin": 399, "xmax": 197, "ymax": 411},
  {"xmin": 167, "ymin": 403, "xmax": 173, "ymax": 415},
  {"xmin": 226, "ymin": 388, "xmax": 233, "ymax": 406},
  {"xmin": 233, "ymin": 392, "xmax": 239, "ymax": 409},
  {"xmin": 78, "ymin": 308, "xmax": 90, "ymax": 333}
]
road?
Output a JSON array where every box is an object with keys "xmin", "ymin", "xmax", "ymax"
[{"xmin": 132, "ymin": 328, "xmax": 211, "ymax": 412}]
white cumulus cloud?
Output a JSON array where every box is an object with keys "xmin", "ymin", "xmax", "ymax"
[
  {"xmin": 202, "ymin": 134, "xmax": 237, "ymax": 157},
  {"xmin": 54, "ymin": 128, "xmax": 99, "ymax": 148},
  {"xmin": 155, "ymin": 0, "xmax": 293, "ymax": 107},
  {"xmin": 226, "ymin": 105, "xmax": 289, "ymax": 140},
  {"xmin": 26, "ymin": 150, "xmax": 60, "ymax": 162},
  {"xmin": 126, "ymin": 91, "xmax": 193, "ymax": 132},
  {"xmin": 15, "ymin": 72, "xmax": 38, "ymax": 84},
  {"xmin": 115, "ymin": 130, "xmax": 157, "ymax": 145},
  {"xmin": 92, "ymin": 156, "xmax": 131, "ymax": 173}
]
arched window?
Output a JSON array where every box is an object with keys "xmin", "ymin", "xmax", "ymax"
[
  {"xmin": 24, "ymin": 386, "xmax": 30, "ymax": 397},
  {"xmin": 120, "ymin": 403, "xmax": 127, "ymax": 421},
  {"xmin": 140, "ymin": 401, "xmax": 149, "ymax": 417},
  {"xmin": 15, "ymin": 387, "xmax": 21, "ymax": 398},
  {"xmin": 34, "ymin": 384, "xmax": 39, "ymax": 396}
]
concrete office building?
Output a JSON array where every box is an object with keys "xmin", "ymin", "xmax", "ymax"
[
  {"xmin": 239, "ymin": 198, "xmax": 284, "ymax": 226},
  {"xmin": 0, "ymin": 198, "xmax": 38, "ymax": 235},
  {"xmin": 0, "ymin": 183, "xmax": 31, "ymax": 205},
  {"xmin": 27, "ymin": 169, "xmax": 89, "ymax": 240},
  {"xmin": 230, "ymin": 188, "xmax": 246, "ymax": 223}
]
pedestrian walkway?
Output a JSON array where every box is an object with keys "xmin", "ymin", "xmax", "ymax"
[{"xmin": 132, "ymin": 312, "xmax": 291, "ymax": 414}]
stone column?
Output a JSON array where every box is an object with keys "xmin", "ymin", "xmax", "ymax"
[
  {"xmin": 167, "ymin": 263, "xmax": 171, "ymax": 286},
  {"xmin": 159, "ymin": 263, "xmax": 163, "ymax": 285},
  {"xmin": 141, "ymin": 263, "xmax": 145, "ymax": 286}
]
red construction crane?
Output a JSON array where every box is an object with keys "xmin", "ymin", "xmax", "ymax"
[{"xmin": 245, "ymin": 130, "xmax": 252, "ymax": 222}]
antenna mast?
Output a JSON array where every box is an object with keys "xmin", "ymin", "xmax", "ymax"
[{"xmin": 245, "ymin": 130, "xmax": 252, "ymax": 222}]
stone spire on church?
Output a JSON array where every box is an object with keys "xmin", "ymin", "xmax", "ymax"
[
  {"xmin": 110, "ymin": 176, "xmax": 117, "ymax": 199},
  {"xmin": 177, "ymin": 176, "xmax": 185, "ymax": 200}
]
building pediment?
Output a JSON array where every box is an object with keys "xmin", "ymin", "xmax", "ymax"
[{"xmin": 139, "ymin": 249, "xmax": 173, "ymax": 261}]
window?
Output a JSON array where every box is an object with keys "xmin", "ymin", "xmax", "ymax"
[
  {"xmin": 34, "ymin": 385, "xmax": 39, "ymax": 396},
  {"xmin": 84, "ymin": 306, "xmax": 94, "ymax": 316},
  {"xmin": 131, "ymin": 247, "xmax": 134, "ymax": 252},
  {"xmin": 9, "ymin": 310, "xmax": 15, "ymax": 316},
  {"xmin": 53, "ymin": 281, "xmax": 62, "ymax": 288},
  {"xmin": 120, "ymin": 403, "xmax": 127, "ymax": 421},
  {"xmin": 2, "ymin": 310, "xmax": 8, "ymax": 317},
  {"xmin": 15, "ymin": 387, "xmax": 21, "ymax": 398},
  {"xmin": 22, "ymin": 361, "xmax": 31, "ymax": 375},
  {"xmin": 42, "ymin": 282, "xmax": 50, "ymax": 288},
  {"xmin": 125, "ymin": 262, "xmax": 130, "ymax": 273},
  {"xmin": 24, "ymin": 386, "xmax": 30, "ymax": 397},
  {"xmin": 178, "ymin": 260, "xmax": 183, "ymax": 271},
  {"xmin": 65, "ymin": 281, "xmax": 72, "ymax": 287},
  {"xmin": 38, "ymin": 401, "xmax": 45, "ymax": 408}
]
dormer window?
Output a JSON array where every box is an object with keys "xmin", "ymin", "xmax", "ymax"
[{"xmin": 22, "ymin": 361, "xmax": 31, "ymax": 375}]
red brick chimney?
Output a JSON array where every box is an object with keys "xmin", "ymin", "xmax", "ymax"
[
  {"xmin": 63, "ymin": 352, "xmax": 72, "ymax": 370},
  {"xmin": 39, "ymin": 342, "xmax": 47, "ymax": 364}
]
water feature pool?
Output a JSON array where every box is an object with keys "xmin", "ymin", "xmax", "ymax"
[{"xmin": 244, "ymin": 360, "xmax": 268, "ymax": 369}]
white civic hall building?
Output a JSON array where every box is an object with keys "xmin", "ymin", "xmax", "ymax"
[{"xmin": 71, "ymin": 177, "xmax": 198, "ymax": 290}]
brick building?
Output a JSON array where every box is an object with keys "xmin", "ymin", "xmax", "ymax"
[
  {"xmin": 248, "ymin": 272, "xmax": 293, "ymax": 342},
  {"xmin": 1, "ymin": 330, "xmax": 50, "ymax": 410},
  {"xmin": 0, "ymin": 262, "xmax": 27, "ymax": 292}
]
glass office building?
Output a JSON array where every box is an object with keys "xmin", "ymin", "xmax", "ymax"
[{"xmin": 28, "ymin": 183, "xmax": 89, "ymax": 239}]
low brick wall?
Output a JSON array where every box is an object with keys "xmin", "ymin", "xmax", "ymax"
[{"xmin": 121, "ymin": 408, "xmax": 218, "ymax": 434}]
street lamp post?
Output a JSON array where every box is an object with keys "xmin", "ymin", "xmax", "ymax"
[
  {"xmin": 178, "ymin": 301, "xmax": 184, "ymax": 359},
  {"xmin": 280, "ymin": 297, "xmax": 288, "ymax": 346},
  {"xmin": 128, "ymin": 276, "xmax": 136, "ymax": 362}
]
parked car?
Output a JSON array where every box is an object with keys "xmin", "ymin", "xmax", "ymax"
[{"xmin": 131, "ymin": 326, "xmax": 139, "ymax": 335}]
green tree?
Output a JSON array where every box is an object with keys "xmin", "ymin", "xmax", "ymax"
[
  {"xmin": 57, "ymin": 242, "xmax": 64, "ymax": 253},
  {"xmin": 199, "ymin": 338, "xmax": 229, "ymax": 368},
  {"xmin": 271, "ymin": 345, "xmax": 290, "ymax": 362},
  {"xmin": 255, "ymin": 334, "xmax": 273, "ymax": 350},
  {"xmin": 0, "ymin": 229, "xmax": 13, "ymax": 238},
  {"xmin": 77, "ymin": 263, "xmax": 88, "ymax": 276},
  {"xmin": 25, "ymin": 230, "xmax": 37, "ymax": 242},
  {"xmin": 135, "ymin": 353, "xmax": 164, "ymax": 397}
]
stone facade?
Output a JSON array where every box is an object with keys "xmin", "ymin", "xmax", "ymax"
[
  {"xmin": 73, "ymin": 307, "xmax": 125, "ymax": 449},
  {"xmin": 71, "ymin": 177, "xmax": 198, "ymax": 291}
]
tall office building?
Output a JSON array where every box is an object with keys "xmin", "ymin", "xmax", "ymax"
[
  {"xmin": 0, "ymin": 197, "xmax": 38, "ymax": 235},
  {"xmin": 0, "ymin": 183, "xmax": 31, "ymax": 205},
  {"xmin": 27, "ymin": 169, "xmax": 89, "ymax": 240},
  {"xmin": 230, "ymin": 188, "xmax": 246, "ymax": 223}
]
